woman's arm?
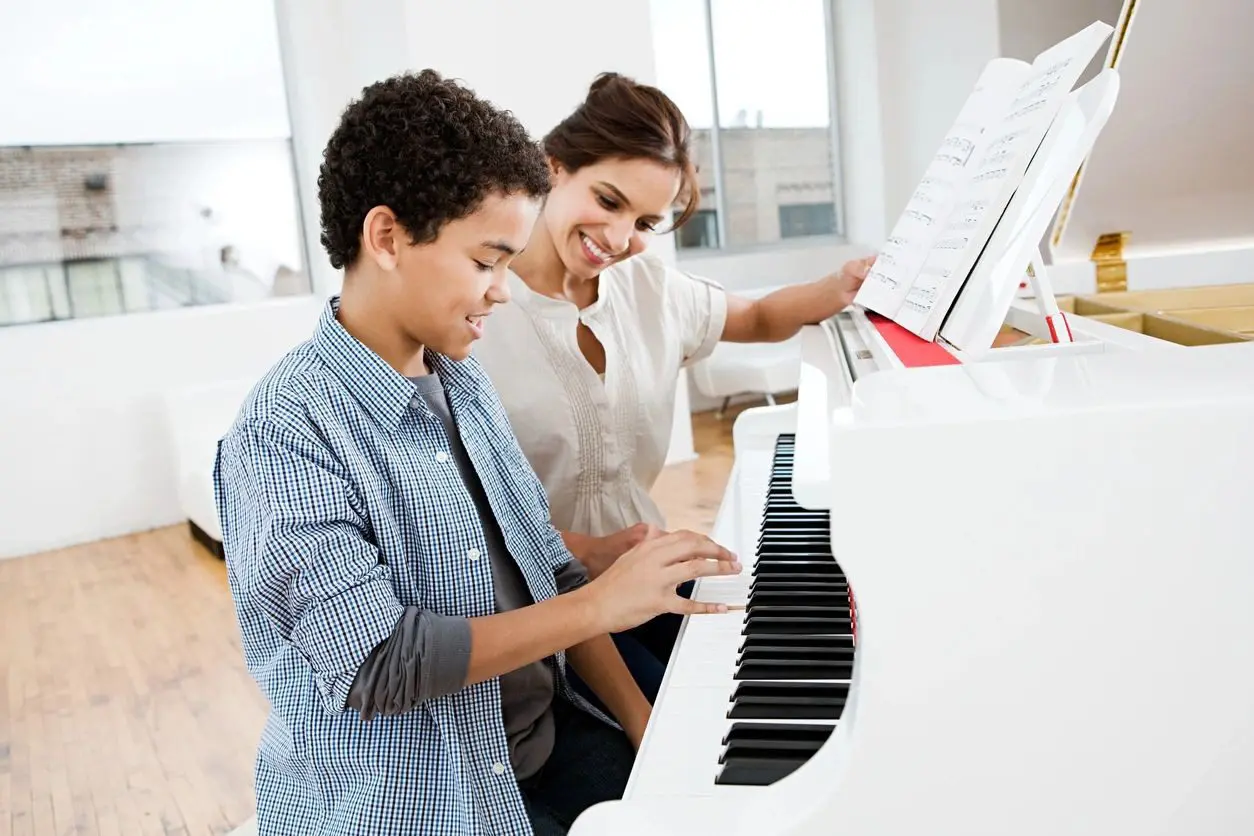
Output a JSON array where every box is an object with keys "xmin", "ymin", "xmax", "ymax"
[
  {"xmin": 566, "ymin": 634, "xmax": 652, "ymax": 748},
  {"xmin": 720, "ymin": 255, "xmax": 875, "ymax": 343}
]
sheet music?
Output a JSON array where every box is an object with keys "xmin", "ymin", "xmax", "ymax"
[
  {"xmin": 853, "ymin": 59, "xmax": 1028, "ymax": 319},
  {"xmin": 890, "ymin": 22, "xmax": 1115, "ymax": 338}
]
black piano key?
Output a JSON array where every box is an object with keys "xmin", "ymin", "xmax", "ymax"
[
  {"xmin": 745, "ymin": 605, "xmax": 849, "ymax": 621},
  {"xmin": 740, "ymin": 634, "xmax": 855, "ymax": 653},
  {"xmin": 753, "ymin": 556, "xmax": 838, "ymax": 565},
  {"xmin": 734, "ymin": 658, "xmax": 853, "ymax": 681},
  {"xmin": 746, "ymin": 590, "xmax": 849, "ymax": 608},
  {"xmin": 718, "ymin": 737, "xmax": 828, "ymax": 764},
  {"xmin": 715, "ymin": 754, "xmax": 809, "ymax": 786},
  {"xmin": 728, "ymin": 682, "xmax": 849, "ymax": 720},
  {"xmin": 750, "ymin": 576, "xmax": 848, "ymax": 591},
  {"xmin": 753, "ymin": 561, "xmax": 843, "ymax": 576},
  {"xmin": 722, "ymin": 721, "xmax": 835, "ymax": 746},
  {"xmin": 743, "ymin": 615, "xmax": 853, "ymax": 636},
  {"xmin": 738, "ymin": 645, "xmax": 855, "ymax": 662}
]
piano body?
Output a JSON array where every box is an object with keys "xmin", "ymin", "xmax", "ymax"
[{"xmin": 570, "ymin": 4, "xmax": 1254, "ymax": 834}]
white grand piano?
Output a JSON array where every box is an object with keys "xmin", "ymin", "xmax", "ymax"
[{"xmin": 571, "ymin": 4, "xmax": 1254, "ymax": 834}]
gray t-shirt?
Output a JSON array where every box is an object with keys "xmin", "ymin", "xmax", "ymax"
[{"xmin": 347, "ymin": 369, "xmax": 587, "ymax": 782}]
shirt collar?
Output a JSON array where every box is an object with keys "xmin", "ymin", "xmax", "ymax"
[{"xmin": 312, "ymin": 296, "xmax": 485, "ymax": 430}]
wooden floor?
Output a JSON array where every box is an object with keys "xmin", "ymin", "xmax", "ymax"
[{"xmin": 0, "ymin": 400, "xmax": 770, "ymax": 836}]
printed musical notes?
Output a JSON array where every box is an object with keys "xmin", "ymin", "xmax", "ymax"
[{"xmin": 854, "ymin": 57, "xmax": 1016, "ymax": 318}]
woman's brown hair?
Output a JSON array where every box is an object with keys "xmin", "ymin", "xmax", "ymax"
[{"xmin": 542, "ymin": 72, "xmax": 701, "ymax": 230}]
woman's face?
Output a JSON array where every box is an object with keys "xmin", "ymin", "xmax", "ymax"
[{"xmin": 543, "ymin": 156, "xmax": 682, "ymax": 279}]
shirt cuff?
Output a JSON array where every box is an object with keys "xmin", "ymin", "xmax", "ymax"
[
  {"xmin": 554, "ymin": 558, "xmax": 591, "ymax": 594},
  {"xmin": 347, "ymin": 607, "xmax": 473, "ymax": 719}
]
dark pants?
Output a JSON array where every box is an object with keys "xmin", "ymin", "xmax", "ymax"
[
  {"xmin": 520, "ymin": 698, "xmax": 635, "ymax": 834},
  {"xmin": 568, "ymin": 580, "xmax": 692, "ymax": 709}
]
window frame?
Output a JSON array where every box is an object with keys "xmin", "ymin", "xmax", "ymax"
[{"xmin": 676, "ymin": 0, "xmax": 848, "ymax": 259}]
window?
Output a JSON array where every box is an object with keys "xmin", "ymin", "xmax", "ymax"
[
  {"xmin": 0, "ymin": 0, "xmax": 307, "ymax": 327},
  {"xmin": 677, "ymin": 209, "xmax": 720, "ymax": 249},
  {"xmin": 649, "ymin": 0, "xmax": 842, "ymax": 252},
  {"xmin": 779, "ymin": 202, "xmax": 837, "ymax": 238}
]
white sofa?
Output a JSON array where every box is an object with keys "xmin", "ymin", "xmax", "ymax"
[{"xmin": 163, "ymin": 377, "xmax": 258, "ymax": 557}]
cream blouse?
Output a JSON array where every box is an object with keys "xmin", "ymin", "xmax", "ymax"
[{"xmin": 473, "ymin": 252, "xmax": 728, "ymax": 537}]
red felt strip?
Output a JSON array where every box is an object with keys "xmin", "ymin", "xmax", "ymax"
[{"xmin": 865, "ymin": 312, "xmax": 962, "ymax": 367}]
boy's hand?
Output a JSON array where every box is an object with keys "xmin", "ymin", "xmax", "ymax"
[{"xmin": 584, "ymin": 530, "xmax": 741, "ymax": 634}]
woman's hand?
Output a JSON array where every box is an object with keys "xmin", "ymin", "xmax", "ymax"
[
  {"xmin": 580, "ymin": 522, "xmax": 664, "ymax": 579},
  {"xmin": 821, "ymin": 255, "xmax": 875, "ymax": 312}
]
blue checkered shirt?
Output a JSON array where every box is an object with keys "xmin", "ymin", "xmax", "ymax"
[{"xmin": 214, "ymin": 297, "xmax": 610, "ymax": 835}]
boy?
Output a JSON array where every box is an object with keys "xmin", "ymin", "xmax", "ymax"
[{"xmin": 213, "ymin": 70, "xmax": 738, "ymax": 835}]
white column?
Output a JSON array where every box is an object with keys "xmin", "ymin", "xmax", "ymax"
[{"xmin": 273, "ymin": 0, "xmax": 415, "ymax": 297}]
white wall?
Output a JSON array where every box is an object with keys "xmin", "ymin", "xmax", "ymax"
[
  {"xmin": 0, "ymin": 297, "xmax": 326, "ymax": 558},
  {"xmin": 870, "ymin": 0, "xmax": 1003, "ymax": 225},
  {"xmin": 998, "ymin": 0, "xmax": 1123, "ymax": 85}
]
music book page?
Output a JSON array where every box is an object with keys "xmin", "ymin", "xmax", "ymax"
[
  {"xmin": 855, "ymin": 21, "xmax": 1114, "ymax": 340},
  {"xmin": 853, "ymin": 58, "xmax": 1028, "ymax": 318}
]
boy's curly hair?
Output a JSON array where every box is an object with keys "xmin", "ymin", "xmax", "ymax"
[{"xmin": 317, "ymin": 69, "xmax": 551, "ymax": 270}]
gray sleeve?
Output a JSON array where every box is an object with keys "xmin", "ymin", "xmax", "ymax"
[
  {"xmin": 554, "ymin": 558, "xmax": 591, "ymax": 595},
  {"xmin": 347, "ymin": 606, "xmax": 473, "ymax": 720}
]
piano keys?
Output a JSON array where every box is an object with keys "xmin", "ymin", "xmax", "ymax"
[{"xmin": 715, "ymin": 433, "xmax": 850, "ymax": 787}]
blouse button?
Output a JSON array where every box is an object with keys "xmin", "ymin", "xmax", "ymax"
[
  {"xmin": 435, "ymin": 451, "xmax": 450, "ymax": 463},
  {"xmin": 491, "ymin": 762, "xmax": 507, "ymax": 776},
  {"xmin": 467, "ymin": 548, "xmax": 481, "ymax": 562}
]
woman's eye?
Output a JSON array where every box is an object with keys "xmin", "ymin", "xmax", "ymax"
[{"xmin": 597, "ymin": 195, "xmax": 618, "ymax": 211}]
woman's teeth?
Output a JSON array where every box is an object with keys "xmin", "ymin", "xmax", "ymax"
[{"xmin": 581, "ymin": 233, "xmax": 611, "ymax": 263}]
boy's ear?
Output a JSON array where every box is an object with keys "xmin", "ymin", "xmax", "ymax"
[{"xmin": 361, "ymin": 206, "xmax": 401, "ymax": 270}]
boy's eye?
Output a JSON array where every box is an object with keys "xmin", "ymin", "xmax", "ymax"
[{"xmin": 474, "ymin": 260, "xmax": 493, "ymax": 272}]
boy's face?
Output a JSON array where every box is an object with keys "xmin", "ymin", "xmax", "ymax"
[{"xmin": 372, "ymin": 191, "xmax": 540, "ymax": 361}]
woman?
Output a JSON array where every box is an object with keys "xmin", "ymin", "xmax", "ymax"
[{"xmin": 473, "ymin": 72, "xmax": 872, "ymax": 699}]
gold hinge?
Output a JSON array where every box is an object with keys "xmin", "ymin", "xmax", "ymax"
[{"xmin": 1091, "ymin": 231, "xmax": 1130, "ymax": 293}]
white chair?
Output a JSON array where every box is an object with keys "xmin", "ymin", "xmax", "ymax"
[
  {"xmin": 163, "ymin": 377, "xmax": 258, "ymax": 557},
  {"xmin": 689, "ymin": 334, "xmax": 802, "ymax": 417}
]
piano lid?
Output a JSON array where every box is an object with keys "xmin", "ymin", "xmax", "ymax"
[
  {"xmin": 847, "ymin": 340, "xmax": 1254, "ymax": 428},
  {"xmin": 1050, "ymin": 0, "xmax": 1254, "ymax": 261}
]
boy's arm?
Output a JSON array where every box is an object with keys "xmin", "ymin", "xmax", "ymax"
[
  {"xmin": 217, "ymin": 419, "xmax": 406, "ymax": 714},
  {"xmin": 218, "ymin": 419, "xmax": 614, "ymax": 716}
]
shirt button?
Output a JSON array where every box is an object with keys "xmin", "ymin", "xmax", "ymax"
[
  {"xmin": 435, "ymin": 451, "xmax": 449, "ymax": 463},
  {"xmin": 491, "ymin": 762, "xmax": 506, "ymax": 776},
  {"xmin": 467, "ymin": 548, "xmax": 481, "ymax": 561}
]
